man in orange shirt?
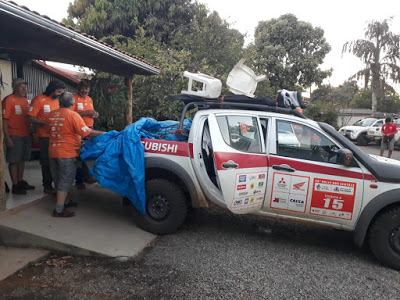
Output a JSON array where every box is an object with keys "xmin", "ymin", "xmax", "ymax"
[
  {"xmin": 27, "ymin": 80, "xmax": 65, "ymax": 194},
  {"xmin": 72, "ymin": 80, "xmax": 99, "ymax": 188},
  {"xmin": 48, "ymin": 92, "xmax": 104, "ymax": 217},
  {"xmin": 2, "ymin": 78, "xmax": 35, "ymax": 194}
]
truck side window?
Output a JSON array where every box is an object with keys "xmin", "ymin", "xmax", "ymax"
[
  {"xmin": 276, "ymin": 120, "xmax": 340, "ymax": 164},
  {"xmin": 216, "ymin": 116, "xmax": 262, "ymax": 153}
]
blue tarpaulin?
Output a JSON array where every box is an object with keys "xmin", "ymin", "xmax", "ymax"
[{"xmin": 80, "ymin": 117, "xmax": 192, "ymax": 214}]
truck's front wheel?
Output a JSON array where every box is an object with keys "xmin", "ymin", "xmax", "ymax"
[
  {"xmin": 356, "ymin": 134, "xmax": 369, "ymax": 146},
  {"xmin": 131, "ymin": 179, "xmax": 187, "ymax": 235},
  {"xmin": 368, "ymin": 206, "xmax": 400, "ymax": 270}
]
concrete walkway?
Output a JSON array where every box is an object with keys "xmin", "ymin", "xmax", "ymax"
[{"xmin": 0, "ymin": 160, "xmax": 156, "ymax": 280}]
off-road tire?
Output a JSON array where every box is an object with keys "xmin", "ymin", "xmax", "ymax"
[
  {"xmin": 131, "ymin": 179, "xmax": 187, "ymax": 235},
  {"xmin": 368, "ymin": 206, "xmax": 400, "ymax": 270},
  {"xmin": 356, "ymin": 134, "xmax": 369, "ymax": 146}
]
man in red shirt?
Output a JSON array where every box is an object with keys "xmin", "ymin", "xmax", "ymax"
[
  {"xmin": 72, "ymin": 80, "xmax": 99, "ymax": 188},
  {"xmin": 2, "ymin": 78, "xmax": 35, "ymax": 194},
  {"xmin": 380, "ymin": 117, "xmax": 398, "ymax": 158},
  {"xmin": 48, "ymin": 92, "xmax": 104, "ymax": 217},
  {"xmin": 27, "ymin": 80, "xmax": 65, "ymax": 194}
]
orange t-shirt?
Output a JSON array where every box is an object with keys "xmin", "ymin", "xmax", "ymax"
[
  {"xmin": 47, "ymin": 108, "xmax": 92, "ymax": 158},
  {"xmin": 2, "ymin": 94, "xmax": 31, "ymax": 137},
  {"xmin": 27, "ymin": 94, "xmax": 59, "ymax": 138},
  {"xmin": 72, "ymin": 94, "xmax": 95, "ymax": 127}
]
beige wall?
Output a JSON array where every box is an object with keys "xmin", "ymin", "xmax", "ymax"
[{"xmin": 0, "ymin": 60, "xmax": 13, "ymax": 100}]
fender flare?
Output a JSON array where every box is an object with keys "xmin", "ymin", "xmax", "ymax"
[
  {"xmin": 145, "ymin": 157, "xmax": 200, "ymax": 206},
  {"xmin": 353, "ymin": 188, "xmax": 400, "ymax": 247}
]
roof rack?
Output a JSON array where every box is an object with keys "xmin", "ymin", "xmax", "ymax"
[{"xmin": 178, "ymin": 101, "xmax": 306, "ymax": 130}]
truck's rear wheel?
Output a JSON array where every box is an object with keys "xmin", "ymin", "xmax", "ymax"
[
  {"xmin": 131, "ymin": 179, "xmax": 187, "ymax": 235},
  {"xmin": 368, "ymin": 206, "xmax": 400, "ymax": 270}
]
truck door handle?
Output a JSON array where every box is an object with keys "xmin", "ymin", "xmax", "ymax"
[
  {"xmin": 222, "ymin": 160, "xmax": 238, "ymax": 169},
  {"xmin": 272, "ymin": 164, "xmax": 295, "ymax": 172}
]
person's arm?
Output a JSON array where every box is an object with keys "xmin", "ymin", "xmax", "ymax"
[
  {"xmin": 87, "ymin": 129, "xmax": 105, "ymax": 137},
  {"xmin": 26, "ymin": 114, "xmax": 46, "ymax": 125},
  {"xmin": 77, "ymin": 110, "xmax": 99, "ymax": 118},
  {"xmin": 2, "ymin": 119, "xmax": 13, "ymax": 148}
]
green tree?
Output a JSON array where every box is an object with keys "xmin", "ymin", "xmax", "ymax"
[
  {"xmin": 247, "ymin": 14, "xmax": 332, "ymax": 93},
  {"xmin": 342, "ymin": 18, "xmax": 400, "ymax": 113},
  {"xmin": 65, "ymin": 0, "xmax": 202, "ymax": 44},
  {"xmin": 350, "ymin": 88, "xmax": 373, "ymax": 109}
]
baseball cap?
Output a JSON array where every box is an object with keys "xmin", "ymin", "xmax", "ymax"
[{"xmin": 12, "ymin": 78, "xmax": 27, "ymax": 88}]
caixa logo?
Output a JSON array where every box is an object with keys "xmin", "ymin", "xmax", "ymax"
[{"xmin": 290, "ymin": 199, "xmax": 304, "ymax": 204}]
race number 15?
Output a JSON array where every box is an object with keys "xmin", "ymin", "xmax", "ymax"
[{"xmin": 323, "ymin": 198, "xmax": 344, "ymax": 210}]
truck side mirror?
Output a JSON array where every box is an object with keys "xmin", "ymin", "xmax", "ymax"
[{"xmin": 337, "ymin": 149, "xmax": 354, "ymax": 166}]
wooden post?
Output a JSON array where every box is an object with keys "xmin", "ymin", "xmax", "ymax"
[
  {"xmin": 0, "ymin": 82, "xmax": 5, "ymax": 212},
  {"xmin": 125, "ymin": 76, "xmax": 133, "ymax": 126}
]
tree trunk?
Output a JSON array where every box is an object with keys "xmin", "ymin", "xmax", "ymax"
[
  {"xmin": 124, "ymin": 76, "xmax": 133, "ymax": 126},
  {"xmin": 0, "ymin": 85, "xmax": 5, "ymax": 212}
]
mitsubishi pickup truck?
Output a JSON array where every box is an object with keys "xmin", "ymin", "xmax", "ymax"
[
  {"xmin": 131, "ymin": 96, "xmax": 400, "ymax": 270},
  {"xmin": 338, "ymin": 117, "xmax": 378, "ymax": 146}
]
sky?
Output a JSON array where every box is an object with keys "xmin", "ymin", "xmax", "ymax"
[{"xmin": 12, "ymin": 0, "xmax": 400, "ymax": 89}]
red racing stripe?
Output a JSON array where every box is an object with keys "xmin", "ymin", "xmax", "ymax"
[{"xmin": 142, "ymin": 139, "xmax": 189, "ymax": 157}]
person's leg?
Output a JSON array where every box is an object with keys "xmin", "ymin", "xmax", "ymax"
[
  {"xmin": 18, "ymin": 136, "xmax": 35, "ymax": 190},
  {"xmin": 388, "ymin": 138, "xmax": 395, "ymax": 158},
  {"xmin": 39, "ymin": 137, "xmax": 55, "ymax": 193},
  {"xmin": 380, "ymin": 140, "xmax": 386, "ymax": 156},
  {"xmin": 17, "ymin": 161, "xmax": 24, "ymax": 182},
  {"xmin": 74, "ymin": 157, "xmax": 85, "ymax": 189},
  {"xmin": 8, "ymin": 163, "xmax": 18, "ymax": 185},
  {"xmin": 52, "ymin": 158, "xmax": 77, "ymax": 217},
  {"xmin": 6, "ymin": 136, "xmax": 26, "ymax": 194}
]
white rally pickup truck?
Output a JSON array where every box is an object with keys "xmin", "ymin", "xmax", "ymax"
[{"xmin": 130, "ymin": 95, "xmax": 400, "ymax": 270}]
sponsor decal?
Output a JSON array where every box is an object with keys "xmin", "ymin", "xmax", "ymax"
[
  {"xmin": 250, "ymin": 183, "xmax": 254, "ymax": 189},
  {"xmin": 290, "ymin": 199, "xmax": 304, "ymax": 204},
  {"xmin": 15, "ymin": 105, "xmax": 22, "ymax": 115},
  {"xmin": 258, "ymin": 174, "xmax": 266, "ymax": 179},
  {"xmin": 238, "ymin": 191, "xmax": 248, "ymax": 196},
  {"xmin": 310, "ymin": 178, "xmax": 356, "ymax": 220},
  {"xmin": 270, "ymin": 173, "xmax": 309, "ymax": 213},
  {"xmin": 253, "ymin": 189, "xmax": 261, "ymax": 194},
  {"xmin": 258, "ymin": 182, "xmax": 264, "ymax": 187},
  {"xmin": 250, "ymin": 197, "xmax": 254, "ymax": 204},
  {"xmin": 239, "ymin": 175, "xmax": 246, "ymax": 183},
  {"xmin": 249, "ymin": 175, "xmax": 257, "ymax": 180},
  {"xmin": 244, "ymin": 198, "xmax": 249, "ymax": 204},
  {"xmin": 277, "ymin": 177, "xmax": 286, "ymax": 187},
  {"xmin": 237, "ymin": 184, "xmax": 246, "ymax": 190},
  {"xmin": 234, "ymin": 199, "xmax": 242, "ymax": 206},
  {"xmin": 293, "ymin": 182, "xmax": 306, "ymax": 190}
]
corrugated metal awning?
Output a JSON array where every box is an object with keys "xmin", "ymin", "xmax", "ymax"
[{"xmin": 0, "ymin": 0, "xmax": 161, "ymax": 77}]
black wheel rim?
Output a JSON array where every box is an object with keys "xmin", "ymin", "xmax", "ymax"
[
  {"xmin": 389, "ymin": 226, "xmax": 400, "ymax": 255},
  {"xmin": 147, "ymin": 193, "xmax": 170, "ymax": 220}
]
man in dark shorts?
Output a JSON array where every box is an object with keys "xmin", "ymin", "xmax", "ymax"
[
  {"xmin": 380, "ymin": 117, "xmax": 398, "ymax": 158},
  {"xmin": 47, "ymin": 92, "xmax": 104, "ymax": 217},
  {"xmin": 2, "ymin": 78, "xmax": 35, "ymax": 194}
]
